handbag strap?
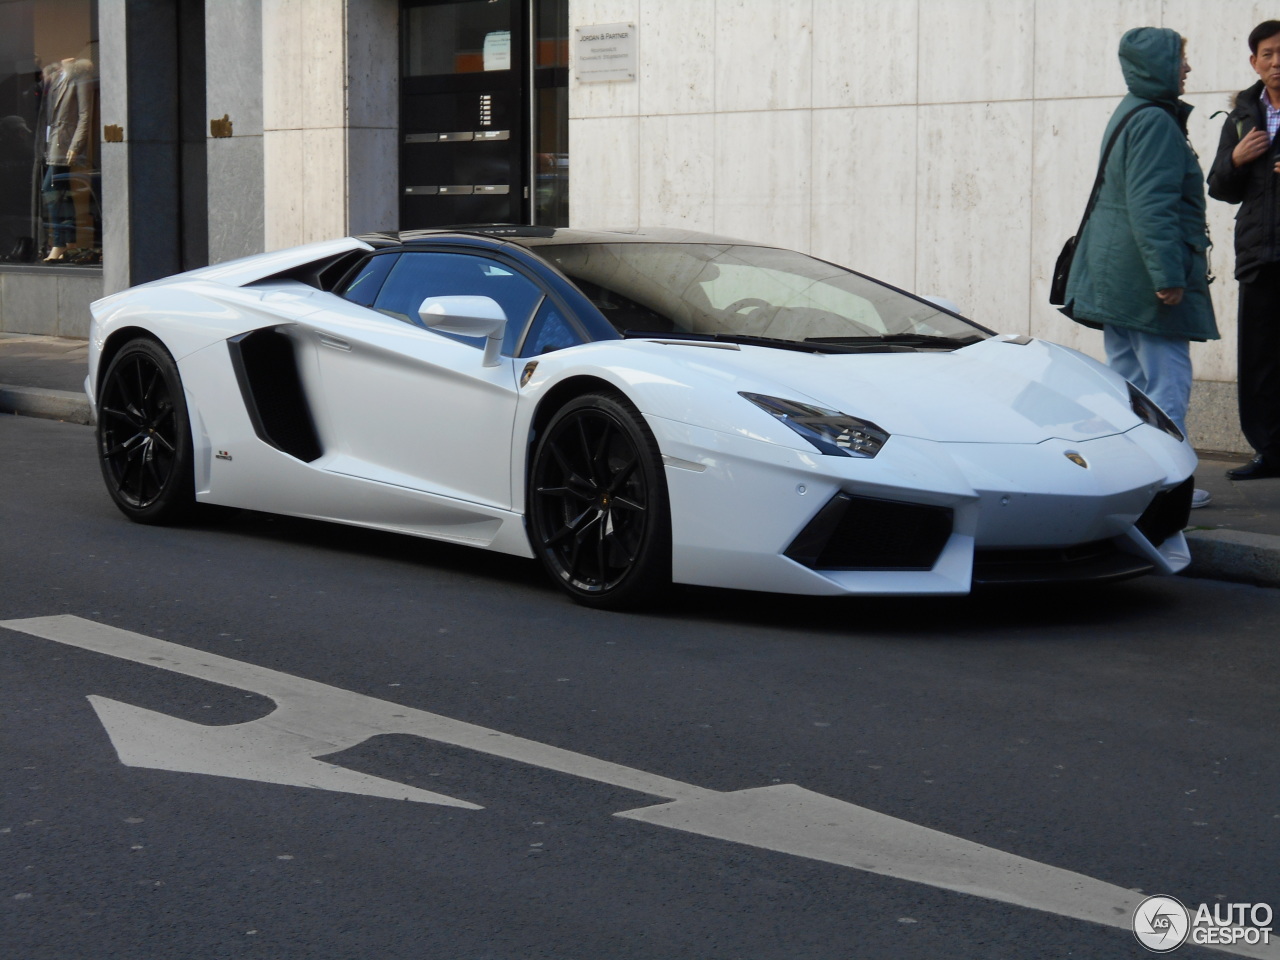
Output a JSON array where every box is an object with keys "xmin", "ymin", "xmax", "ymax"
[{"xmin": 1072, "ymin": 102, "xmax": 1167, "ymax": 239}]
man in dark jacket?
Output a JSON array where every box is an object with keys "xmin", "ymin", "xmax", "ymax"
[{"xmin": 1208, "ymin": 20, "xmax": 1280, "ymax": 480}]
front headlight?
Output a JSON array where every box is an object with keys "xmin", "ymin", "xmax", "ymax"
[
  {"xmin": 740, "ymin": 392, "xmax": 889, "ymax": 458},
  {"xmin": 1127, "ymin": 382, "xmax": 1184, "ymax": 442}
]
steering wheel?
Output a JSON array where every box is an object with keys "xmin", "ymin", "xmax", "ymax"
[{"xmin": 724, "ymin": 297, "xmax": 772, "ymax": 315}]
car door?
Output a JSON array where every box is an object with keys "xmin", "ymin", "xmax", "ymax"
[{"xmin": 301, "ymin": 249, "xmax": 543, "ymax": 510}]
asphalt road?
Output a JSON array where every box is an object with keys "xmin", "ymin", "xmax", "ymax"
[{"xmin": 2, "ymin": 415, "xmax": 1277, "ymax": 960}]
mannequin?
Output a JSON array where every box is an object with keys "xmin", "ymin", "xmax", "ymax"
[{"xmin": 40, "ymin": 57, "xmax": 93, "ymax": 262}]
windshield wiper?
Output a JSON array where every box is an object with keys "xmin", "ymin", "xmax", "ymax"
[
  {"xmin": 623, "ymin": 330, "xmax": 979, "ymax": 354},
  {"xmin": 623, "ymin": 330, "xmax": 853, "ymax": 354},
  {"xmin": 805, "ymin": 333, "xmax": 985, "ymax": 348}
]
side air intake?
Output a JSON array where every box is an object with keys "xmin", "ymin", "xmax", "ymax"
[{"xmin": 227, "ymin": 327, "xmax": 323, "ymax": 463}]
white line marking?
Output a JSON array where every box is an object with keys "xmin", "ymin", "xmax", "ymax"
[
  {"xmin": 0, "ymin": 615, "xmax": 711, "ymax": 807},
  {"xmin": 4, "ymin": 615, "xmax": 1274, "ymax": 959}
]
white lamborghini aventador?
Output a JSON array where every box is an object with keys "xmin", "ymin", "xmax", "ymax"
[{"xmin": 87, "ymin": 226, "xmax": 1197, "ymax": 607}]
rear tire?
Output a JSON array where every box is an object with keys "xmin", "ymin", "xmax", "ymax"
[
  {"xmin": 528, "ymin": 392, "xmax": 671, "ymax": 609},
  {"xmin": 96, "ymin": 338, "xmax": 196, "ymax": 525}
]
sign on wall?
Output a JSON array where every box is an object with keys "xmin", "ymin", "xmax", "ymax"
[{"xmin": 573, "ymin": 22, "xmax": 637, "ymax": 83}]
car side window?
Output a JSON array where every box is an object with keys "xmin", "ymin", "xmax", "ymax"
[
  {"xmin": 521, "ymin": 299, "xmax": 587, "ymax": 356},
  {"xmin": 372, "ymin": 252, "xmax": 544, "ymax": 348},
  {"xmin": 339, "ymin": 253, "xmax": 399, "ymax": 307}
]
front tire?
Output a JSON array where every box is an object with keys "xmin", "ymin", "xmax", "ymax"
[
  {"xmin": 96, "ymin": 337, "xmax": 195, "ymax": 524},
  {"xmin": 528, "ymin": 392, "xmax": 671, "ymax": 608}
]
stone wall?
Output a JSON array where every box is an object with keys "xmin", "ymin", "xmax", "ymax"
[{"xmin": 566, "ymin": 0, "xmax": 1271, "ymax": 454}]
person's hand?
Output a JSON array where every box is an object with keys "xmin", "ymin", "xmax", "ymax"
[
  {"xmin": 1156, "ymin": 287, "xmax": 1184, "ymax": 306},
  {"xmin": 1233, "ymin": 129, "xmax": 1270, "ymax": 167},
  {"xmin": 66, "ymin": 148, "xmax": 76, "ymax": 165}
]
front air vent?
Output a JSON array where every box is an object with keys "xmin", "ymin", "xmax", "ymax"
[
  {"xmin": 1135, "ymin": 476, "xmax": 1194, "ymax": 546},
  {"xmin": 785, "ymin": 493, "xmax": 953, "ymax": 570}
]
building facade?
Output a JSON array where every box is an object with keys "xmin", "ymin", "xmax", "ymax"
[{"xmin": 0, "ymin": 0, "xmax": 1266, "ymax": 453}]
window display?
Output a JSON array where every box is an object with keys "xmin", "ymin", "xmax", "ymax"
[{"xmin": 0, "ymin": 0, "xmax": 100, "ymax": 266}]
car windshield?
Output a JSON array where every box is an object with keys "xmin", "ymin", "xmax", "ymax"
[{"xmin": 537, "ymin": 242, "xmax": 990, "ymax": 349}]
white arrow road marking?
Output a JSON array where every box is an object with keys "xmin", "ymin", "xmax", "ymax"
[
  {"xmin": 82, "ymin": 694, "xmax": 480, "ymax": 808},
  {"xmin": 1, "ymin": 615, "xmax": 711, "ymax": 808},
  {"xmin": 4, "ymin": 615, "xmax": 1274, "ymax": 959}
]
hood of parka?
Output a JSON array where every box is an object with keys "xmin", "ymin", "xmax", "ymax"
[{"xmin": 1119, "ymin": 26, "xmax": 1183, "ymax": 102}]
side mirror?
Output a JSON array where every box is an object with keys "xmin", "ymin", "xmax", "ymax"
[{"xmin": 418, "ymin": 296, "xmax": 508, "ymax": 366}]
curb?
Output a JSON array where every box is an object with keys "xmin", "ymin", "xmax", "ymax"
[
  {"xmin": 0, "ymin": 384, "xmax": 94, "ymax": 426},
  {"xmin": 2, "ymin": 383, "xmax": 1278, "ymax": 589},
  {"xmin": 1183, "ymin": 529, "xmax": 1280, "ymax": 589}
]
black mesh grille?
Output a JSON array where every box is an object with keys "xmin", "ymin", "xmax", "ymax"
[
  {"xmin": 1136, "ymin": 476, "xmax": 1193, "ymax": 546},
  {"xmin": 973, "ymin": 540, "xmax": 1154, "ymax": 585},
  {"xmin": 786, "ymin": 494, "xmax": 953, "ymax": 570}
]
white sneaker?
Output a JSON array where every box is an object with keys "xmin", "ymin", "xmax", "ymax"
[{"xmin": 1190, "ymin": 488, "xmax": 1212, "ymax": 509}]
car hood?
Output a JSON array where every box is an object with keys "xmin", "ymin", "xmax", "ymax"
[{"xmin": 639, "ymin": 336, "xmax": 1140, "ymax": 445}]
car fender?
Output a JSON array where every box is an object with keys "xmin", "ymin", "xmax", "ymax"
[
  {"xmin": 88, "ymin": 280, "xmax": 339, "ymax": 404},
  {"xmin": 514, "ymin": 339, "xmax": 827, "ymax": 456}
]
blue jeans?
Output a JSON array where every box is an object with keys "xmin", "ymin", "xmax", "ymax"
[
  {"xmin": 41, "ymin": 164, "xmax": 75, "ymax": 247},
  {"xmin": 1103, "ymin": 325, "xmax": 1192, "ymax": 436}
]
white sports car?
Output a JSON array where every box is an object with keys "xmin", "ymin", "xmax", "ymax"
[{"xmin": 88, "ymin": 226, "xmax": 1196, "ymax": 608}]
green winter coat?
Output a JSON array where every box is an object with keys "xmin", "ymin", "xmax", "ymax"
[{"xmin": 1065, "ymin": 27, "xmax": 1218, "ymax": 342}]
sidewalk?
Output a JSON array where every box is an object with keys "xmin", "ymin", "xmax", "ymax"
[{"xmin": 4, "ymin": 333, "xmax": 1280, "ymax": 588}]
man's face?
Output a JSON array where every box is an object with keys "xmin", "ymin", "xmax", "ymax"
[
  {"xmin": 1251, "ymin": 32, "xmax": 1280, "ymax": 93},
  {"xmin": 1179, "ymin": 55, "xmax": 1191, "ymax": 94}
]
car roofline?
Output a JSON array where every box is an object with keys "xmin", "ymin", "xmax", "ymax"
[{"xmin": 354, "ymin": 225, "xmax": 775, "ymax": 250}]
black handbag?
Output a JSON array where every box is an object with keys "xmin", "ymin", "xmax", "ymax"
[{"xmin": 1050, "ymin": 102, "xmax": 1163, "ymax": 313}]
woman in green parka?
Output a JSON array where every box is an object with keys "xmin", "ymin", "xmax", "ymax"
[{"xmin": 1065, "ymin": 27, "xmax": 1218, "ymax": 504}]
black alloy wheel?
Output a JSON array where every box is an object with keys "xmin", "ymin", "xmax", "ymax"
[
  {"xmin": 528, "ymin": 392, "xmax": 671, "ymax": 608},
  {"xmin": 96, "ymin": 337, "xmax": 195, "ymax": 524}
]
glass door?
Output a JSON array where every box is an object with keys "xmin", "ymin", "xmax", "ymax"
[{"xmin": 400, "ymin": 0, "xmax": 529, "ymax": 227}]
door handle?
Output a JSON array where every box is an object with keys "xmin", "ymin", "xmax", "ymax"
[{"xmin": 318, "ymin": 334, "xmax": 351, "ymax": 351}]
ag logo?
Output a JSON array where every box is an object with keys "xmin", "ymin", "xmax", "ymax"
[{"xmin": 1133, "ymin": 895, "xmax": 1190, "ymax": 953}]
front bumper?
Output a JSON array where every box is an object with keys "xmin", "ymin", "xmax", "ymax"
[{"xmin": 652, "ymin": 417, "xmax": 1196, "ymax": 596}]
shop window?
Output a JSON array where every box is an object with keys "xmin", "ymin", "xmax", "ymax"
[
  {"xmin": 0, "ymin": 0, "xmax": 101, "ymax": 266},
  {"xmin": 402, "ymin": 0, "xmax": 514, "ymax": 77}
]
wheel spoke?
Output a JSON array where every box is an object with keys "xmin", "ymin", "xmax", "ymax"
[
  {"xmin": 593, "ymin": 517, "xmax": 608, "ymax": 583},
  {"xmin": 610, "ymin": 494, "xmax": 646, "ymax": 513},
  {"xmin": 543, "ymin": 504, "xmax": 597, "ymax": 547},
  {"xmin": 143, "ymin": 457, "xmax": 167, "ymax": 500},
  {"xmin": 547, "ymin": 439, "xmax": 595, "ymax": 495},
  {"xmin": 573, "ymin": 416, "xmax": 594, "ymax": 474},
  {"xmin": 564, "ymin": 525, "xmax": 585, "ymax": 581},
  {"xmin": 588, "ymin": 421, "xmax": 613, "ymax": 481},
  {"xmin": 99, "ymin": 404, "xmax": 144, "ymax": 430},
  {"xmin": 131, "ymin": 359, "xmax": 147, "ymax": 410},
  {"xmin": 148, "ymin": 430, "xmax": 176, "ymax": 456},
  {"xmin": 604, "ymin": 529, "xmax": 638, "ymax": 567},
  {"xmin": 535, "ymin": 483, "xmax": 578, "ymax": 499},
  {"xmin": 604, "ymin": 455, "xmax": 639, "ymax": 495},
  {"xmin": 115, "ymin": 448, "xmax": 142, "ymax": 499},
  {"xmin": 141, "ymin": 365, "xmax": 161, "ymax": 407},
  {"xmin": 101, "ymin": 441, "xmax": 134, "ymax": 459}
]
